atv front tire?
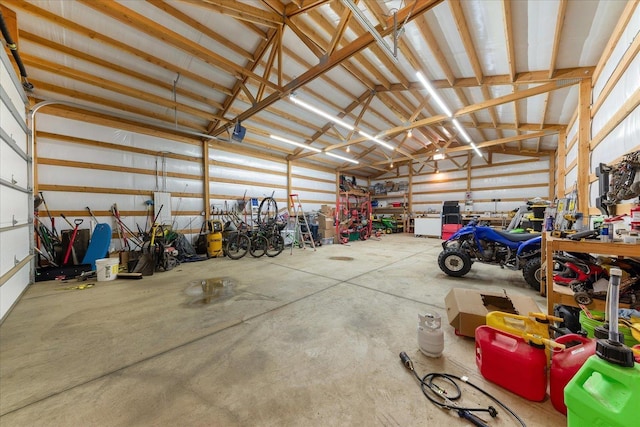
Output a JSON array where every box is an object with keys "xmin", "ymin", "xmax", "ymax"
[
  {"xmin": 438, "ymin": 249, "xmax": 472, "ymax": 277},
  {"xmin": 523, "ymin": 257, "xmax": 542, "ymax": 292}
]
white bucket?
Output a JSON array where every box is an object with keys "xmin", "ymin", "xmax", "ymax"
[{"xmin": 95, "ymin": 258, "xmax": 119, "ymax": 282}]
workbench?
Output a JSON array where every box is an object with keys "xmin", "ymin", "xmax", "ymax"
[{"xmin": 542, "ymin": 233, "xmax": 639, "ymax": 314}]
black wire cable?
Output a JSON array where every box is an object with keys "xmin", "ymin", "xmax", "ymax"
[{"xmin": 400, "ymin": 352, "xmax": 526, "ymax": 427}]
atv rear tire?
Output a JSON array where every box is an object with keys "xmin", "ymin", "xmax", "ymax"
[
  {"xmin": 438, "ymin": 249, "xmax": 472, "ymax": 277},
  {"xmin": 523, "ymin": 257, "xmax": 542, "ymax": 291}
]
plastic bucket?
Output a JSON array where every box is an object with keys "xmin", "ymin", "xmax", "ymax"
[{"xmin": 95, "ymin": 258, "xmax": 119, "ymax": 282}]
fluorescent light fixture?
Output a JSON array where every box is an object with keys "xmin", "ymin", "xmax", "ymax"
[
  {"xmin": 341, "ymin": 0, "xmax": 398, "ymax": 63},
  {"xmin": 452, "ymin": 119, "xmax": 472, "ymax": 143},
  {"xmin": 326, "ymin": 151, "xmax": 359, "ymax": 164},
  {"xmin": 433, "ymin": 153, "xmax": 445, "ymax": 160},
  {"xmin": 358, "ymin": 130, "xmax": 394, "ymax": 150},
  {"xmin": 271, "ymin": 134, "xmax": 321, "ymax": 153},
  {"xmin": 289, "ymin": 95, "xmax": 355, "ymax": 131},
  {"xmin": 470, "ymin": 142, "xmax": 483, "ymax": 157},
  {"xmin": 416, "ymin": 71, "xmax": 453, "ymax": 117}
]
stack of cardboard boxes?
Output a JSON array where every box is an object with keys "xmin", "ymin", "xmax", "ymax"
[{"xmin": 318, "ymin": 205, "xmax": 336, "ymax": 243}]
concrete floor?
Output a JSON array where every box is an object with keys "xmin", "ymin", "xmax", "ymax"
[{"xmin": 0, "ymin": 234, "xmax": 566, "ymax": 426}]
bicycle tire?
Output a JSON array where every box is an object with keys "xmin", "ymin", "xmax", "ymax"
[
  {"xmin": 225, "ymin": 232, "xmax": 250, "ymax": 260},
  {"xmin": 250, "ymin": 235, "xmax": 268, "ymax": 258},
  {"xmin": 266, "ymin": 234, "xmax": 285, "ymax": 257},
  {"xmin": 258, "ymin": 197, "xmax": 278, "ymax": 225}
]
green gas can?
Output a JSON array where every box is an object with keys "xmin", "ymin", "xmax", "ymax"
[{"xmin": 564, "ymin": 354, "xmax": 639, "ymax": 427}]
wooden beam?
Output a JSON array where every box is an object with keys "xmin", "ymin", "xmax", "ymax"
[
  {"xmin": 448, "ymin": 0, "xmax": 484, "ymax": 84},
  {"xmin": 147, "ymin": 0, "xmax": 255, "ymax": 63},
  {"xmin": 591, "ymin": 29, "xmax": 640, "ymax": 117},
  {"xmin": 592, "ymin": 0, "xmax": 638, "ymax": 85},
  {"xmin": 4, "ymin": 0, "xmax": 234, "ymax": 96},
  {"xmin": 502, "ymin": 0, "xmax": 516, "ymax": 82},
  {"xmin": 209, "ymin": 0, "xmax": 444, "ymax": 136},
  {"xmin": 590, "ymin": 86, "xmax": 640, "ymax": 151},
  {"xmin": 185, "ymin": 0, "xmax": 283, "ymax": 27},
  {"xmin": 577, "ymin": 78, "xmax": 591, "ymax": 215},
  {"xmin": 80, "ymin": 0, "xmax": 282, "ymax": 90},
  {"xmin": 549, "ymin": 0, "xmax": 567, "ymax": 79}
]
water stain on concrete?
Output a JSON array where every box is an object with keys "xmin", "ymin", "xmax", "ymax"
[
  {"xmin": 329, "ymin": 256, "xmax": 354, "ymax": 261},
  {"xmin": 184, "ymin": 277, "xmax": 235, "ymax": 306}
]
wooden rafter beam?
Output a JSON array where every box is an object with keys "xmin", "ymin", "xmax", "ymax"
[
  {"xmin": 326, "ymin": 2, "xmax": 352, "ymax": 56},
  {"xmin": 285, "ymin": 0, "xmax": 331, "ymax": 17},
  {"xmin": 5, "ymin": 0, "xmax": 234, "ymax": 96},
  {"xmin": 373, "ymin": 67, "xmax": 594, "ymax": 92},
  {"xmin": 209, "ymin": 0, "xmax": 444, "ymax": 137},
  {"xmin": 80, "ymin": 0, "xmax": 282, "ymax": 91},
  {"xmin": 185, "ymin": 0, "xmax": 283, "ymax": 27},
  {"xmin": 502, "ymin": 0, "xmax": 516, "ymax": 82},
  {"xmin": 413, "ymin": 16, "xmax": 456, "ymax": 85},
  {"xmin": 19, "ymin": 30, "xmax": 224, "ymax": 110},
  {"xmin": 549, "ymin": 0, "xmax": 567, "ymax": 79},
  {"xmin": 147, "ymin": 0, "xmax": 255, "ymax": 63},
  {"xmin": 448, "ymin": 0, "xmax": 484, "ymax": 85},
  {"xmin": 23, "ymin": 55, "xmax": 225, "ymax": 122}
]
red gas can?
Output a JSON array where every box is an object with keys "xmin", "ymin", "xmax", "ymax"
[
  {"xmin": 475, "ymin": 326, "xmax": 547, "ymax": 401},
  {"xmin": 550, "ymin": 334, "xmax": 597, "ymax": 415}
]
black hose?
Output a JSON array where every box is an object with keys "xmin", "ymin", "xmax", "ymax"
[{"xmin": 0, "ymin": 8, "xmax": 33, "ymax": 91}]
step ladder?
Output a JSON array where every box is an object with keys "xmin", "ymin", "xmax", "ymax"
[{"xmin": 289, "ymin": 193, "xmax": 316, "ymax": 253}]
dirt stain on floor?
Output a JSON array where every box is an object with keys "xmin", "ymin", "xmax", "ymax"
[{"xmin": 329, "ymin": 256, "xmax": 354, "ymax": 261}]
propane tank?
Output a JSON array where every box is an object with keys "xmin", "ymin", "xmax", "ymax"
[{"xmin": 418, "ymin": 312, "xmax": 444, "ymax": 357}]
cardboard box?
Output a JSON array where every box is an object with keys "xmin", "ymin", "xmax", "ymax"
[
  {"xmin": 444, "ymin": 288, "xmax": 541, "ymax": 338},
  {"xmin": 321, "ymin": 228, "xmax": 335, "ymax": 238},
  {"xmin": 318, "ymin": 215, "xmax": 334, "ymax": 230}
]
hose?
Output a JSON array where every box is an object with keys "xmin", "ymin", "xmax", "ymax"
[{"xmin": 0, "ymin": 8, "xmax": 33, "ymax": 91}]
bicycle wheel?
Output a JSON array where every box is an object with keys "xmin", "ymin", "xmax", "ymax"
[
  {"xmin": 249, "ymin": 235, "xmax": 268, "ymax": 258},
  {"xmin": 266, "ymin": 234, "xmax": 285, "ymax": 257},
  {"xmin": 258, "ymin": 197, "xmax": 278, "ymax": 225},
  {"xmin": 225, "ymin": 232, "xmax": 250, "ymax": 260}
]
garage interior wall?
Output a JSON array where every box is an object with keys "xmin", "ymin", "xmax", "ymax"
[
  {"xmin": 0, "ymin": 43, "xmax": 32, "ymax": 321},
  {"xmin": 559, "ymin": 6, "xmax": 640, "ymax": 215},
  {"xmin": 34, "ymin": 110, "xmax": 339, "ymax": 250}
]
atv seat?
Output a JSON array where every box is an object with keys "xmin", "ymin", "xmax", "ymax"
[{"xmin": 495, "ymin": 230, "xmax": 540, "ymax": 242}]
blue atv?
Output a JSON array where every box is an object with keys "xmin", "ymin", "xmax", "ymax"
[{"xmin": 438, "ymin": 220, "xmax": 542, "ymax": 290}]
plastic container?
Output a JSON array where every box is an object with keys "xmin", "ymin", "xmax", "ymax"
[
  {"xmin": 565, "ymin": 355, "xmax": 640, "ymax": 426},
  {"xmin": 579, "ymin": 310, "xmax": 639, "ymax": 347},
  {"xmin": 475, "ymin": 325, "xmax": 547, "ymax": 401},
  {"xmin": 417, "ymin": 313, "xmax": 444, "ymax": 357},
  {"xmin": 550, "ymin": 334, "xmax": 597, "ymax": 415},
  {"xmin": 95, "ymin": 258, "xmax": 119, "ymax": 282}
]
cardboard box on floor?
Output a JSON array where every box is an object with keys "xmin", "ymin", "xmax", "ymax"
[{"xmin": 444, "ymin": 288, "xmax": 541, "ymax": 338}]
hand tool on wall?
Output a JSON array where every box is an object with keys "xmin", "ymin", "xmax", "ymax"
[
  {"xmin": 63, "ymin": 218, "xmax": 83, "ymax": 265},
  {"xmin": 86, "ymin": 206, "xmax": 99, "ymax": 224},
  {"xmin": 38, "ymin": 191, "xmax": 59, "ymax": 240}
]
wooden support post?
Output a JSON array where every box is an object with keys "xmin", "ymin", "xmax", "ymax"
[
  {"xmin": 557, "ymin": 128, "xmax": 566, "ymax": 197},
  {"xmin": 202, "ymin": 139, "xmax": 210, "ymax": 221},
  {"xmin": 577, "ymin": 78, "xmax": 591, "ymax": 216}
]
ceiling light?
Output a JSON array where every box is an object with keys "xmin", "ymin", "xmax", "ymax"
[
  {"xmin": 390, "ymin": 162, "xmax": 394, "ymax": 168},
  {"xmin": 407, "ymin": 129, "xmax": 413, "ymax": 138},
  {"xmin": 271, "ymin": 134, "xmax": 321, "ymax": 152},
  {"xmin": 326, "ymin": 151, "xmax": 359, "ymax": 164},
  {"xmin": 341, "ymin": 0, "xmax": 398, "ymax": 63},
  {"xmin": 416, "ymin": 71, "xmax": 453, "ymax": 117},
  {"xmin": 452, "ymin": 119, "xmax": 472, "ymax": 143},
  {"xmin": 435, "ymin": 168, "xmax": 440, "ymax": 174},
  {"xmin": 470, "ymin": 142, "xmax": 483, "ymax": 157},
  {"xmin": 358, "ymin": 130, "xmax": 394, "ymax": 150},
  {"xmin": 289, "ymin": 95, "xmax": 355, "ymax": 131},
  {"xmin": 433, "ymin": 153, "xmax": 445, "ymax": 160}
]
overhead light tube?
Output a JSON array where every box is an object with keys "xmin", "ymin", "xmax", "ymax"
[
  {"xmin": 452, "ymin": 119, "xmax": 472, "ymax": 143},
  {"xmin": 326, "ymin": 151, "xmax": 359, "ymax": 164},
  {"xmin": 358, "ymin": 130, "xmax": 394, "ymax": 150},
  {"xmin": 271, "ymin": 134, "xmax": 321, "ymax": 152},
  {"xmin": 289, "ymin": 95, "xmax": 355, "ymax": 131},
  {"xmin": 416, "ymin": 71, "xmax": 453, "ymax": 117},
  {"xmin": 470, "ymin": 142, "xmax": 483, "ymax": 157}
]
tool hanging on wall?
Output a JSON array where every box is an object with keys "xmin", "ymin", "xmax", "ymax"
[{"xmin": 62, "ymin": 218, "xmax": 83, "ymax": 265}]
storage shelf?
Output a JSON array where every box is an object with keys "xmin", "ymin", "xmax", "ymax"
[
  {"xmin": 371, "ymin": 193, "xmax": 407, "ymax": 199},
  {"xmin": 543, "ymin": 233, "xmax": 638, "ymax": 314}
]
